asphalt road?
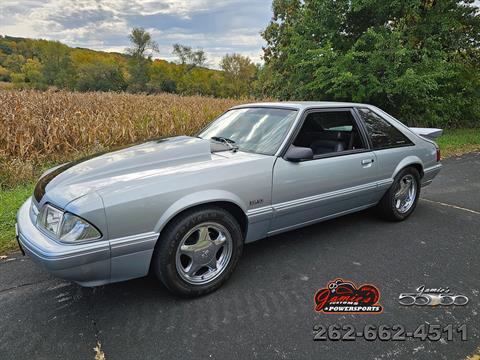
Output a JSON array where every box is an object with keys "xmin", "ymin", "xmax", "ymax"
[{"xmin": 1, "ymin": 153, "xmax": 479, "ymax": 360}]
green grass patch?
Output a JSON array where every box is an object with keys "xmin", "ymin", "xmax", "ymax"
[
  {"xmin": 438, "ymin": 128, "xmax": 480, "ymax": 158},
  {"xmin": 0, "ymin": 183, "xmax": 34, "ymax": 254}
]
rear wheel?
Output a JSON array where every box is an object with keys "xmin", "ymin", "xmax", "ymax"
[
  {"xmin": 377, "ymin": 167, "xmax": 421, "ymax": 221},
  {"xmin": 153, "ymin": 206, "xmax": 243, "ymax": 297}
]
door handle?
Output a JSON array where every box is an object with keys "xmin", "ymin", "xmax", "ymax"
[{"xmin": 361, "ymin": 159, "xmax": 374, "ymax": 165}]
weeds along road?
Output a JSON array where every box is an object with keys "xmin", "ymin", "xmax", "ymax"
[{"xmin": 1, "ymin": 153, "xmax": 479, "ymax": 360}]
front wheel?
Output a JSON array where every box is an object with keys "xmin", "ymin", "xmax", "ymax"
[
  {"xmin": 153, "ymin": 206, "xmax": 243, "ymax": 297},
  {"xmin": 377, "ymin": 167, "xmax": 421, "ymax": 221}
]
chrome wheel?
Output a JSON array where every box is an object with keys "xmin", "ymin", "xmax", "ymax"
[
  {"xmin": 175, "ymin": 222, "xmax": 233, "ymax": 285},
  {"xmin": 394, "ymin": 174, "xmax": 417, "ymax": 214}
]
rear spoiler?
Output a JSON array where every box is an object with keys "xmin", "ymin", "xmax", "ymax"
[{"xmin": 409, "ymin": 127, "xmax": 443, "ymax": 140}]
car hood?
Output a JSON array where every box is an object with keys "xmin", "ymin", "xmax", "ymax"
[{"xmin": 34, "ymin": 136, "xmax": 216, "ymax": 208}]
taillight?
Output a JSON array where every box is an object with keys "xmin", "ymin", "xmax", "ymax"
[{"xmin": 436, "ymin": 147, "xmax": 441, "ymax": 162}]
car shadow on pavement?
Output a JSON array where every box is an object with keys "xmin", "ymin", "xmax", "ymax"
[{"xmin": 77, "ymin": 207, "xmax": 385, "ymax": 303}]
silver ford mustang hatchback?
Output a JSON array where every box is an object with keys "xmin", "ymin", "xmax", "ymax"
[{"xmin": 16, "ymin": 102, "xmax": 442, "ymax": 297}]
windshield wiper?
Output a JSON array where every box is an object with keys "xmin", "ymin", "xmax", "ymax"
[{"xmin": 211, "ymin": 136, "xmax": 239, "ymax": 152}]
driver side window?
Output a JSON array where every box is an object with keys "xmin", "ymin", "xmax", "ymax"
[{"xmin": 293, "ymin": 110, "xmax": 365, "ymax": 157}]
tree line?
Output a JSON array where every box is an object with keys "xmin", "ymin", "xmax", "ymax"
[
  {"xmin": 0, "ymin": 30, "xmax": 259, "ymax": 98},
  {"xmin": 259, "ymin": 0, "xmax": 480, "ymax": 128}
]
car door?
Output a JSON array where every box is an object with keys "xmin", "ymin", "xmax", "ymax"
[{"xmin": 269, "ymin": 108, "xmax": 382, "ymax": 234}]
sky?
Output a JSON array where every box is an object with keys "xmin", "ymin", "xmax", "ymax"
[
  {"xmin": 1, "ymin": 1, "xmax": 478, "ymax": 69},
  {"xmin": 0, "ymin": 0, "xmax": 273, "ymax": 68}
]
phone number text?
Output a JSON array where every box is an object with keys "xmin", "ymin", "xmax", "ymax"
[{"xmin": 313, "ymin": 324, "xmax": 467, "ymax": 341}]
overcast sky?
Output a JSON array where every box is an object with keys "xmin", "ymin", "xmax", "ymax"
[
  {"xmin": 1, "ymin": 1, "xmax": 479, "ymax": 69},
  {"xmin": 0, "ymin": 0, "xmax": 273, "ymax": 68}
]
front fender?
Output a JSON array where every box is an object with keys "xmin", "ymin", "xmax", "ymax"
[
  {"xmin": 65, "ymin": 191, "xmax": 109, "ymax": 240},
  {"xmin": 153, "ymin": 190, "xmax": 247, "ymax": 234}
]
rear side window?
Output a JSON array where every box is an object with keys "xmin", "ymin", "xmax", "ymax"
[{"xmin": 357, "ymin": 108, "xmax": 413, "ymax": 149}]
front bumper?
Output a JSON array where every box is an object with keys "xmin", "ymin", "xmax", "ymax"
[{"xmin": 16, "ymin": 197, "xmax": 111, "ymax": 286}]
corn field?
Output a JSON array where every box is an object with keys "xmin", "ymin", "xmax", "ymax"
[{"xmin": 0, "ymin": 90, "xmax": 244, "ymax": 187}]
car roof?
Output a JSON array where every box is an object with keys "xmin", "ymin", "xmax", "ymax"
[{"xmin": 231, "ymin": 101, "xmax": 374, "ymax": 111}]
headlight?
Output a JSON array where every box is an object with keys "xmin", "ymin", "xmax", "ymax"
[
  {"xmin": 58, "ymin": 212, "xmax": 101, "ymax": 243},
  {"xmin": 38, "ymin": 204, "xmax": 63, "ymax": 235},
  {"xmin": 37, "ymin": 204, "xmax": 101, "ymax": 243}
]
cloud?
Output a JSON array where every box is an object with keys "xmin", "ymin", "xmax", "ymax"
[{"xmin": 0, "ymin": 0, "xmax": 272, "ymax": 67}]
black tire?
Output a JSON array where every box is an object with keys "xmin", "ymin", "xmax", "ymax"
[
  {"xmin": 152, "ymin": 206, "xmax": 243, "ymax": 298},
  {"xmin": 377, "ymin": 167, "xmax": 421, "ymax": 221}
]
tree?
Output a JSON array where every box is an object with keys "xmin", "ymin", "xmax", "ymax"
[
  {"xmin": 126, "ymin": 27, "xmax": 159, "ymax": 59},
  {"xmin": 0, "ymin": 42, "xmax": 13, "ymax": 55},
  {"xmin": 2, "ymin": 54, "xmax": 26, "ymax": 72},
  {"xmin": 0, "ymin": 65, "xmax": 11, "ymax": 81},
  {"xmin": 10, "ymin": 72, "xmax": 25, "ymax": 84},
  {"xmin": 175, "ymin": 67, "xmax": 223, "ymax": 96},
  {"xmin": 37, "ymin": 41, "xmax": 76, "ymax": 88},
  {"xmin": 148, "ymin": 60, "xmax": 178, "ymax": 93},
  {"xmin": 126, "ymin": 59, "xmax": 150, "ymax": 92},
  {"xmin": 126, "ymin": 28, "xmax": 158, "ymax": 93},
  {"xmin": 261, "ymin": 0, "xmax": 480, "ymax": 128},
  {"xmin": 21, "ymin": 58, "xmax": 45, "ymax": 88},
  {"xmin": 170, "ymin": 44, "xmax": 209, "ymax": 95},
  {"xmin": 76, "ymin": 60, "xmax": 126, "ymax": 91},
  {"xmin": 172, "ymin": 44, "xmax": 207, "ymax": 70},
  {"xmin": 220, "ymin": 53, "xmax": 258, "ymax": 97}
]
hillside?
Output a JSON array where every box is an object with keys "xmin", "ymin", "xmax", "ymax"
[{"xmin": 0, "ymin": 35, "xmax": 257, "ymax": 98}]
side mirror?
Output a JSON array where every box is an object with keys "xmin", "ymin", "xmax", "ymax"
[{"xmin": 284, "ymin": 145, "xmax": 314, "ymax": 162}]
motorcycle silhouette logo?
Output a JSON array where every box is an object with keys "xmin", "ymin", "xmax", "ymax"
[{"xmin": 314, "ymin": 278, "xmax": 383, "ymax": 314}]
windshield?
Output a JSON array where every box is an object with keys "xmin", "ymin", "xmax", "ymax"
[{"xmin": 198, "ymin": 107, "xmax": 298, "ymax": 155}]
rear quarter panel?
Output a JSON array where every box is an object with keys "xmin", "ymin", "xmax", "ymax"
[
  {"xmin": 372, "ymin": 134, "xmax": 438, "ymax": 192},
  {"xmin": 364, "ymin": 106, "xmax": 438, "ymax": 190}
]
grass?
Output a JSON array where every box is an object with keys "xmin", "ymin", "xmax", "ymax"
[
  {"xmin": 437, "ymin": 128, "xmax": 480, "ymax": 157},
  {"xmin": 0, "ymin": 183, "xmax": 34, "ymax": 254}
]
